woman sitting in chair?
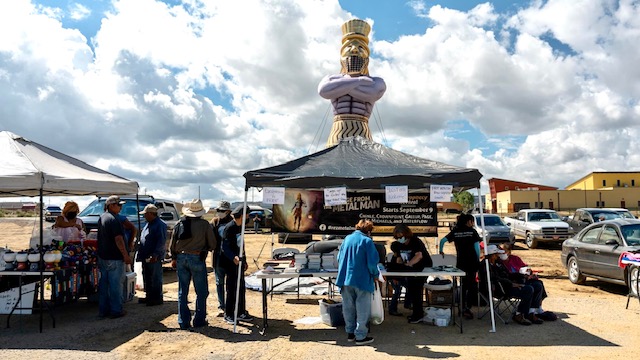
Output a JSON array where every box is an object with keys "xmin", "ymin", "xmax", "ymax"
[
  {"xmin": 386, "ymin": 224, "xmax": 432, "ymax": 323},
  {"xmin": 499, "ymin": 243, "xmax": 556, "ymax": 321}
]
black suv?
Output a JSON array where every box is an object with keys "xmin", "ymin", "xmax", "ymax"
[{"xmin": 78, "ymin": 195, "xmax": 180, "ymax": 258}]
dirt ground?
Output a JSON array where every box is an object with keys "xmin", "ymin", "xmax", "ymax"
[{"xmin": 1, "ymin": 217, "xmax": 640, "ymax": 360}]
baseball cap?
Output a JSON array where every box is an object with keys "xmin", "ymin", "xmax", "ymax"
[
  {"xmin": 486, "ymin": 244, "xmax": 505, "ymax": 255},
  {"xmin": 105, "ymin": 195, "xmax": 126, "ymax": 206},
  {"xmin": 217, "ymin": 200, "xmax": 231, "ymax": 211},
  {"xmin": 139, "ymin": 204, "xmax": 158, "ymax": 214}
]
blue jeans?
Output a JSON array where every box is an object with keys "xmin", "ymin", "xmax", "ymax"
[
  {"xmin": 98, "ymin": 257, "xmax": 125, "ymax": 317},
  {"xmin": 224, "ymin": 262, "xmax": 246, "ymax": 318},
  {"xmin": 341, "ymin": 286, "xmax": 371, "ymax": 341},
  {"xmin": 176, "ymin": 254, "xmax": 209, "ymax": 328},
  {"xmin": 389, "ymin": 278, "xmax": 408, "ymax": 312},
  {"xmin": 142, "ymin": 260, "xmax": 163, "ymax": 304},
  {"xmin": 215, "ymin": 262, "xmax": 226, "ymax": 310}
]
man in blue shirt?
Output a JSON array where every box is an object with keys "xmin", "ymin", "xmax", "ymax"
[
  {"xmin": 97, "ymin": 195, "xmax": 132, "ymax": 319},
  {"xmin": 336, "ymin": 219, "xmax": 379, "ymax": 345},
  {"xmin": 136, "ymin": 204, "xmax": 167, "ymax": 306}
]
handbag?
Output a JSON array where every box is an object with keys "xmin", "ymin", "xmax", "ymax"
[{"xmin": 370, "ymin": 282, "xmax": 384, "ymax": 325}]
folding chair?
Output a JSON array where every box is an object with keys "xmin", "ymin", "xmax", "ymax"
[
  {"xmin": 271, "ymin": 247, "xmax": 299, "ymax": 260},
  {"xmin": 477, "ymin": 274, "xmax": 521, "ymax": 324}
]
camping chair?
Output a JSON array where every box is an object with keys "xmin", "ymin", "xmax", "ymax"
[{"xmin": 477, "ymin": 272, "xmax": 521, "ymax": 324}]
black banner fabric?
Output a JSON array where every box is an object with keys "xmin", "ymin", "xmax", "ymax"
[{"xmin": 271, "ymin": 189, "xmax": 437, "ymax": 236}]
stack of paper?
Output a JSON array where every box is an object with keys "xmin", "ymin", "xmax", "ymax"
[
  {"xmin": 307, "ymin": 254, "xmax": 322, "ymax": 270},
  {"xmin": 294, "ymin": 253, "xmax": 307, "ymax": 270},
  {"xmin": 321, "ymin": 253, "xmax": 338, "ymax": 271}
]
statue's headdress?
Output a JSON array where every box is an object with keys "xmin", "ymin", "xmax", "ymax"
[{"xmin": 340, "ymin": 19, "xmax": 371, "ymax": 76}]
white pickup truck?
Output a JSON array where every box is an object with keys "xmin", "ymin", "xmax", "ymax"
[{"xmin": 503, "ymin": 209, "xmax": 573, "ymax": 249}]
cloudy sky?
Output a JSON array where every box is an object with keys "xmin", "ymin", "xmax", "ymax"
[{"xmin": 2, "ymin": 0, "xmax": 639, "ymax": 209}]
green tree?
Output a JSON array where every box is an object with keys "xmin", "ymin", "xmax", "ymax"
[{"xmin": 452, "ymin": 191, "xmax": 475, "ymax": 212}]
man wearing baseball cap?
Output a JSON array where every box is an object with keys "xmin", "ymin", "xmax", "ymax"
[
  {"xmin": 97, "ymin": 195, "xmax": 131, "ymax": 319},
  {"xmin": 136, "ymin": 204, "xmax": 167, "ymax": 306},
  {"xmin": 211, "ymin": 200, "xmax": 233, "ymax": 314},
  {"xmin": 480, "ymin": 244, "xmax": 542, "ymax": 325}
]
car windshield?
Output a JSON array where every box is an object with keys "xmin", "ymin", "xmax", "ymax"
[
  {"xmin": 617, "ymin": 211, "xmax": 635, "ymax": 219},
  {"xmin": 528, "ymin": 212, "xmax": 560, "ymax": 222},
  {"xmin": 476, "ymin": 216, "xmax": 504, "ymax": 226},
  {"xmin": 591, "ymin": 212, "xmax": 622, "ymax": 221},
  {"xmin": 46, "ymin": 206, "xmax": 61, "ymax": 211},
  {"xmin": 621, "ymin": 225, "xmax": 640, "ymax": 246},
  {"xmin": 79, "ymin": 199, "xmax": 151, "ymax": 217}
]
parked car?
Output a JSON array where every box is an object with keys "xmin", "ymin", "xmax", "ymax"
[
  {"xmin": 503, "ymin": 209, "xmax": 573, "ymax": 249},
  {"xmin": 44, "ymin": 205, "xmax": 62, "ymax": 222},
  {"xmin": 472, "ymin": 214, "xmax": 515, "ymax": 245},
  {"xmin": 561, "ymin": 219, "xmax": 640, "ymax": 296},
  {"xmin": 78, "ymin": 195, "xmax": 180, "ymax": 259},
  {"xmin": 563, "ymin": 208, "xmax": 622, "ymax": 233}
]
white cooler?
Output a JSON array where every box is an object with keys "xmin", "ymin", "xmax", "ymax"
[{"xmin": 123, "ymin": 272, "xmax": 136, "ymax": 302}]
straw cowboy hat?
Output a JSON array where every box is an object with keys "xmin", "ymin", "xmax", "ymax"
[{"xmin": 183, "ymin": 199, "xmax": 206, "ymax": 217}]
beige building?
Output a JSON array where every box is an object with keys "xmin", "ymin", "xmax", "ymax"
[{"xmin": 489, "ymin": 172, "xmax": 640, "ymax": 215}]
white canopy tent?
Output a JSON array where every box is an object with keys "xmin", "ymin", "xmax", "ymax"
[{"xmin": 0, "ymin": 130, "xmax": 139, "ymax": 332}]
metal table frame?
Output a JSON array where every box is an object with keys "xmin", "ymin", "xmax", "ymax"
[{"xmin": 255, "ymin": 267, "xmax": 466, "ymax": 334}]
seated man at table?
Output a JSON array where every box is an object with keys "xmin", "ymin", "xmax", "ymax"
[{"xmin": 386, "ymin": 224, "xmax": 432, "ymax": 323}]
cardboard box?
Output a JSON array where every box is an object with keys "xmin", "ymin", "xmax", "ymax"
[
  {"xmin": 427, "ymin": 289, "xmax": 453, "ymax": 305},
  {"xmin": 319, "ymin": 299, "xmax": 344, "ymax": 327},
  {"xmin": 123, "ymin": 272, "xmax": 136, "ymax": 302}
]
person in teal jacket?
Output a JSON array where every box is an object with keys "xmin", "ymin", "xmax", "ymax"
[{"xmin": 336, "ymin": 219, "xmax": 380, "ymax": 346}]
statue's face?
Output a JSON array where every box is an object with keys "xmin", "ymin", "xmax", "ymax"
[{"xmin": 341, "ymin": 39, "xmax": 369, "ymax": 75}]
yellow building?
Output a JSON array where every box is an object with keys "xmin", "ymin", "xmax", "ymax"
[
  {"xmin": 489, "ymin": 172, "xmax": 640, "ymax": 215},
  {"xmin": 566, "ymin": 172, "xmax": 640, "ymax": 190}
]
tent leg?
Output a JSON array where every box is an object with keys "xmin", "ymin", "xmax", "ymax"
[
  {"xmin": 477, "ymin": 187, "xmax": 496, "ymax": 332},
  {"xmin": 233, "ymin": 188, "xmax": 250, "ymax": 333}
]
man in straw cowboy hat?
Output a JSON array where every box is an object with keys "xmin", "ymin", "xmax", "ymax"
[{"xmin": 170, "ymin": 199, "xmax": 215, "ymax": 329}]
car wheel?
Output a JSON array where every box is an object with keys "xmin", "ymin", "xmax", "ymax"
[
  {"xmin": 525, "ymin": 232, "xmax": 538, "ymax": 249},
  {"xmin": 628, "ymin": 266, "xmax": 640, "ymax": 297},
  {"xmin": 568, "ymin": 256, "xmax": 586, "ymax": 284}
]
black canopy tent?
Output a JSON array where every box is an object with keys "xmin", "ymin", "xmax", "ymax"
[
  {"xmin": 236, "ymin": 137, "xmax": 498, "ymax": 332},
  {"xmin": 244, "ymin": 136, "xmax": 482, "ymax": 191}
]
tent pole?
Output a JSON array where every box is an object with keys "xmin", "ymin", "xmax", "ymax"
[
  {"xmin": 478, "ymin": 187, "xmax": 496, "ymax": 332},
  {"xmin": 39, "ymin": 184, "xmax": 44, "ymax": 333},
  {"xmin": 233, "ymin": 188, "xmax": 249, "ymax": 333}
]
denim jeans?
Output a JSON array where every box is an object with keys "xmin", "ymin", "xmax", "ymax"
[
  {"xmin": 176, "ymin": 254, "xmax": 209, "ymax": 328},
  {"xmin": 224, "ymin": 262, "xmax": 246, "ymax": 318},
  {"xmin": 98, "ymin": 257, "xmax": 125, "ymax": 317},
  {"xmin": 510, "ymin": 284, "xmax": 534, "ymax": 314},
  {"xmin": 142, "ymin": 260, "xmax": 163, "ymax": 304},
  {"xmin": 215, "ymin": 261, "xmax": 226, "ymax": 310},
  {"xmin": 389, "ymin": 277, "xmax": 408, "ymax": 312},
  {"xmin": 341, "ymin": 285, "xmax": 371, "ymax": 341}
]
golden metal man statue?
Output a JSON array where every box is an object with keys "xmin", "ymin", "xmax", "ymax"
[{"xmin": 318, "ymin": 19, "xmax": 387, "ymax": 147}]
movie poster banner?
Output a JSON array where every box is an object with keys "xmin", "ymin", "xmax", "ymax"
[{"xmin": 271, "ymin": 189, "xmax": 437, "ymax": 236}]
